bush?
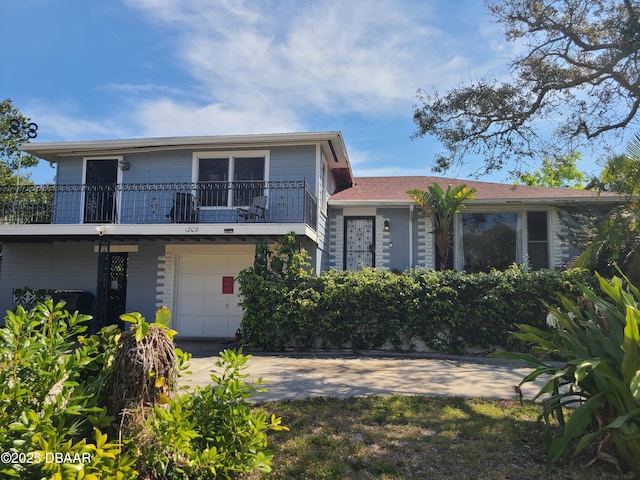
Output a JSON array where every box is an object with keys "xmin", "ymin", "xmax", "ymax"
[
  {"xmin": 0, "ymin": 301, "xmax": 286, "ymax": 479},
  {"xmin": 0, "ymin": 299, "xmax": 136, "ymax": 479},
  {"xmin": 496, "ymin": 272, "xmax": 640, "ymax": 476},
  {"xmin": 239, "ymin": 235, "xmax": 594, "ymax": 353},
  {"xmin": 134, "ymin": 349, "xmax": 288, "ymax": 479}
]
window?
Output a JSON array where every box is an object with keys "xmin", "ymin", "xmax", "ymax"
[
  {"xmin": 462, "ymin": 212, "xmax": 518, "ymax": 273},
  {"xmin": 527, "ymin": 211, "xmax": 549, "ymax": 270},
  {"xmin": 194, "ymin": 152, "xmax": 267, "ymax": 207},
  {"xmin": 198, "ymin": 158, "xmax": 229, "ymax": 207},
  {"xmin": 459, "ymin": 210, "xmax": 549, "ymax": 272}
]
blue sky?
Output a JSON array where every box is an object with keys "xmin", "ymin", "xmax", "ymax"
[{"xmin": 0, "ymin": 0, "xmax": 610, "ymax": 184}]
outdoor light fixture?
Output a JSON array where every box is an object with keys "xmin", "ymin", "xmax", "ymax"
[
  {"xmin": 118, "ymin": 158, "xmax": 130, "ymax": 170},
  {"xmin": 383, "ymin": 220, "xmax": 390, "ymax": 232},
  {"xmin": 95, "ymin": 225, "xmax": 109, "ymax": 236}
]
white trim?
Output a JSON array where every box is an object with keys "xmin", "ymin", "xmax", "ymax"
[
  {"xmin": 329, "ymin": 197, "xmax": 620, "ymax": 207},
  {"xmin": 20, "ymin": 132, "xmax": 351, "ymax": 174},
  {"xmin": 0, "ymin": 223, "xmax": 318, "ymax": 242}
]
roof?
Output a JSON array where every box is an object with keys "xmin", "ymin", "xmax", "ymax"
[
  {"xmin": 329, "ymin": 176, "xmax": 621, "ymax": 205},
  {"xmin": 19, "ymin": 132, "xmax": 353, "ymax": 189}
]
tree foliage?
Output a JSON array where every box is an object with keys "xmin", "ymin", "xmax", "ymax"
[
  {"xmin": 0, "ymin": 98, "xmax": 38, "ymax": 185},
  {"xmin": 413, "ymin": 0, "xmax": 640, "ymax": 176},
  {"xmin": 407, "ymin": 183, "xmax": 476, "ymax": 270},
  {"xmin": 515, "ymin": 151, "xmax": 587, "ymax": 188},
  {"xmin": 573, "ymin": 133, "xmax": 640, "ymax": 281}
]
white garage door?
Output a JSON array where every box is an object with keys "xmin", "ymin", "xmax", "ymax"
[{"xmin": 176, "ymin": 254, "xmax": 253, "ymax": 338}]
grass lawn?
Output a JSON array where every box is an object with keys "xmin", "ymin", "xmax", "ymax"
[{"xmin": 242, "ymin": 395, "xmax": 622, "ymax": 480}]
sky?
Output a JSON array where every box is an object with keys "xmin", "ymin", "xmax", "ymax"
[{"xmin": 0, "ymin": 0, "xmax": 612, "ymax": 185}]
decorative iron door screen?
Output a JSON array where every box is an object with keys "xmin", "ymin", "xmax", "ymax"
[{"xmin": 344, "ymin": 217, "xmax": 375, "ymax": 270}]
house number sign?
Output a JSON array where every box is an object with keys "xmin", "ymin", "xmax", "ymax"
[
  {"xmin": 184, "ymin": 226, "xmax": 199, "ymax": 233},
  {"xmin": 9, "ymin": 119, "xmax": 38, "ymax": 139}
]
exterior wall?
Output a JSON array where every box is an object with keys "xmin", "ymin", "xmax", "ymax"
[
  {"xmin": 328, "ymin": 204, "xmax": 572, "ymax": 272},
  {"xmin": 269, "ymin": 145, "xmax": 316, "ymax": 185},
  {"xmin": 0, "ymin": 237, "xmax": 272, "ymax": 336},
  {"xmin": 328, "ymin": 208, "xmax": 344, "ymax": 270},
  {"xmin": 0, "ymin": 243, "xmax": 98, "ymax": 316},
  {"xmin": 378, "ymin": 208, "xmax": 410, "ymax": 271},
  {"xmin": 415, "ymin": 209, "xmax": 433, "ymax": 269},
  {"xmin": 327, "ymin": 205, "xmax": 438, "ymax": 272},
  {"xmin": 0, "ymin": 241, "xmax": 165, "ymax": 324},
  {"xmin": 127, "ymin": 242, "xmax": 166, "ymax": 319},
  {"xmin": 55, "ymin": 146, "xmax": 317, "ymax": 189},
  {"xmin": 314, "ymin": 152, "xmax": 330, "ymax": 273},
  {"xmin": 551, "ymin": 208, "xmax": 572, "ymax": 268},
  {"xmin": 51, "ymin": 144, "xmax": 319, "ymax": 226}
]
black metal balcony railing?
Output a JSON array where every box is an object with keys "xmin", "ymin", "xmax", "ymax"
[{"xmin": 0, "ymin": 181, "xmax": 318, "ymax": 229}]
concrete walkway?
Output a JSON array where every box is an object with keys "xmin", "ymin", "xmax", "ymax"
[{"xmin": 177, "ymin": 342, "xmax": 549, "ymax": 402}]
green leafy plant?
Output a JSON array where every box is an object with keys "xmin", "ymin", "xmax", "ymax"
[
  {"xmin": 135, "ymin": 349, "xmax": 288, "ymax": 479},
  {"xmin": 1, "ymin": 301, "xmax": 286, "ymax": 479},
  {"xmin": 239, "ymin": 236, "xmax": 593, "ymax": 353},
  {"xmin": 407, "ymin": 182, "xmax": 476, "ymax": 270},
  {"xmin": 495, "ymin": 272, "xmax": 640, "ymax": 475},
  {"xmin": 0, "ymin": 300, "xmax": 136, "ymax": 479}
]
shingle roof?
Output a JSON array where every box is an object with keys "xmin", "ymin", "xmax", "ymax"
[{"xmin": 328, "ymin": 176, "xmax": 620, "ymax": 205}]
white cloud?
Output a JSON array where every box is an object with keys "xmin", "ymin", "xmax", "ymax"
[
  {"xmin": 100, "ymin": 83, "xmax": 189, "ymax": 98},
  {"xmin": 23, "ymin": 100, "xmax": 131, "ymax": 141},
  {"xmin": 24, "ymin": 0, "xmax": 516, "ymax": 177},
  {"xmin": 119, "ymin": 0, "xmax": 509, "ymax": 136},
  {"xmin": 135, "ymin": 98, "xmax": 302, "ymax": 136}
]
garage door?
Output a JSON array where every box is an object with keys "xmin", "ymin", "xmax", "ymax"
[{"xmin": 175, "ymin": 254, "xmax": 253, "ymax": 338}]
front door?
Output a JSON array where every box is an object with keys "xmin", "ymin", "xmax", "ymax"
[
  {"xmin": 95, "ymin": 251, "xmax": 128, "ymax": 332},
  {"xmin": 344, "ymin": 217, "xmax": 375, "ymax": 270},
  {"xmin": 84, "ymin": 159, "xmax": 118, "ymax": 223}
]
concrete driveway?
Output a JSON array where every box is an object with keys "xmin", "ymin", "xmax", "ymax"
[{"xmin": 176, "ymin": 341, "xmax": 549, "ymax": 402}]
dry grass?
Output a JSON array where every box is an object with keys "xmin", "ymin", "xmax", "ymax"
[{"xmin": 242, "ymin": 395, "xmax": 624, "ymax": 480}]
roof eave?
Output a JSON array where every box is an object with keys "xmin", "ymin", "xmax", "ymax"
[
  {"xmin": 19, "ymin": 131, "xmax": 351, "ymax": 165},
  {"xmin": 329, "ymin": 196, "xmax": 622, "ymax": 207}
]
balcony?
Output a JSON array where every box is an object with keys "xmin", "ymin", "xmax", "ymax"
[{"xmin": 0, "ymin": 180, "xmax": 318, "ymax": 229}]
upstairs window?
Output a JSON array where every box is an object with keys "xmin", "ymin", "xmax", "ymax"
[
  {"xmin": 194, "ymin": 152, "xmax": 267, "ymax": 207},
  {"xmin": 198, "ymin": 158, "xmax": 229, "ymax": 207}
]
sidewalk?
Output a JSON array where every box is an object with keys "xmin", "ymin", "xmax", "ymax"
[{"xmin": 177, "ymin": 342, "xmax": 549, "ymax": 402}]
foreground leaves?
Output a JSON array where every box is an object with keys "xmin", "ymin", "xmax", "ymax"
[{"xmin": 495, "ymin": 272, "xmax": 640, "ymax": 476}]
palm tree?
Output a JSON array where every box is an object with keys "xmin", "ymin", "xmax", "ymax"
[{"xmin": 407, "ymin": 182, "xmax": 476, "ymax": 270}]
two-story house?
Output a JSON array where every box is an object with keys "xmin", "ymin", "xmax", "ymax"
[{"xmin": 0, "ymin": 131, "xmax": 619, "ymax": 338}]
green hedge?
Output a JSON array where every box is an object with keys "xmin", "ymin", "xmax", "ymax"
[{"xmin": 238, "ymin": 235, "xmax": 596, "ymax": 354}]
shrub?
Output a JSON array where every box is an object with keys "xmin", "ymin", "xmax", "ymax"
[
  {"xmin": 496, "ymin": 272, "xmax": 640, "ymax": 476},
  {"xmin": 133, "ymin": 349, "xmax": 288, "ymax": 479},
  {"xmin": 0, "ymin": 300, "xmax": 136, "ymax": 479},
  {"xmin": 239, "ymin": 234, "xmax": 593, "ymax": 353},
  {"xmin": 0, "ymin": 301, "xmax": 287, "ymax": 479}
]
